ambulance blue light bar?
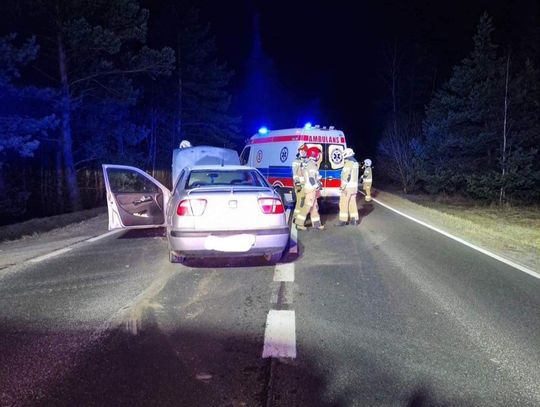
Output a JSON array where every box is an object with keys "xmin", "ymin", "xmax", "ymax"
[
  {"xmin": 258, "ymin": 126, "xmax": 268, "ymax": 134},
  {"xmin": 304, "ymin": 122, "xmax": 312, "ymax": 129}
]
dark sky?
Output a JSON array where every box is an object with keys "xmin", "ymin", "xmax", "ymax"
[
  {"xmin": 4, "ymin": 0, "xmax": 535, "ymax": 156},
  {"xmin": 174, "ymin": 0, "xmax": 537, "ymax": 156}
]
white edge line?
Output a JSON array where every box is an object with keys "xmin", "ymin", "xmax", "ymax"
[
  {"xmin": 25, "ymin": 229, "xmax": 122, "ymax": 265},
  {"xmin": 366, "ymin": 193, "xmax": 540, "ymax": 280},
  {"xmin": 86, "ymin": 229, "xmax": 123, "ymax": 242},
  {"xmin": 29, "ymin": 247, "xmax": 73, "ymax": 263}
]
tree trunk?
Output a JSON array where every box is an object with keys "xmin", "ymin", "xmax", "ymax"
[
  {"xmin": 499, "ymin": 53, "xmax": 510, "ymax": 205},
  {"xmin": 176, "ymin": 34, "xmax": 183, "ymax": 148},
  {"xmin": 57, "ymin": 31, "xmax": 81, "ymax": 211},
  {"xmin": 55, "ymin": 146, "xmax": 63, "ymax": 213},
  {"xmin": 391, "ymin": 40, "xmax": 398, "ymax": 135}
]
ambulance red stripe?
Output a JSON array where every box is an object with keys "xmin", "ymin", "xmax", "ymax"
[
  {"xmin": 249, "ymin": 135, "xmax": 346, "ymax": 145},
  {"xmin": 267, "ymin": 177, "xmax": 342, "ymax": 189}
]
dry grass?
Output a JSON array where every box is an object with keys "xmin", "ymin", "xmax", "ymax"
[{"xmin": 374, "ymin": 189, "xmax": 540, "ymax": 271}]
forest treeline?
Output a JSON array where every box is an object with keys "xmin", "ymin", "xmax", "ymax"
[
  {"xmin": 0, "ymin": 0, "xmax": 240, "ymax": 225},
  {"xmin": 1, "ymin": 5, "xmax": 539, "ymax": 226},
  {"xmin": 377, "ymin": 14, "xmax": 540, "ymax": 204}
]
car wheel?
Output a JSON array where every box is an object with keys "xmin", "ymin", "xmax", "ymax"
[{"xmin": 169, "ymin": 250, "xmax": 185, "ymax": 263}]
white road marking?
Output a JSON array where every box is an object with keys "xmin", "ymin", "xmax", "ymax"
[
  {"xmin": 362, "ymin": 192, "xmax": 540, "ymax": 280},
  {"xmin": 28, "ymin": 247, "xmax": 72, "ymax": 263},
  {"xmin": 274, "ymin": 263, "xmax": 295, "ymax": 282},
  {"xmin": 270, "ymin": 283, "xmax": 294, "ymax": 305},
  {"xmin": 86, "ymin": 229, "xmax": 123, "ymax": 242},
  {"xmin": 284, "ymin": 192, "xmax": 293, "ymax": 204},
  {"xmin": 289, "ymin": 224, "xmax": 298, "ymax": 254},
  {"xmin": 262, "ymin": 310, "xmax": 296, "ymax": 358}
]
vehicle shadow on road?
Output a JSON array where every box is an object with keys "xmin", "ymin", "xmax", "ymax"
[
  {"xmin": 0, "ymin": 314, "xmax": 337, "ymax": 407},
  {"xmin": 0, "ymin": 314, "xmax": 464, "ymax": 407},
  {"xmin": 118, "ymin": 228, "xmax": 166, "ymax": 239},
  {"xmin": 180, "ymin": 242, "xmax": 303, "ymax": 269}
]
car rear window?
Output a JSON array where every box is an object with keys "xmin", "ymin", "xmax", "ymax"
[{"xmin": 185, "ymin": 170, "xmax": 268, "ymax": 189}]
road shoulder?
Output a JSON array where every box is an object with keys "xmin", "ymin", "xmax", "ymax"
[
  {"xmin": 0, "ymin": 211, "xmax": 108, "ymax": 269},
  {"xmin": 370, "ymin": 189, "xmax": 539, "ymax": 272}
]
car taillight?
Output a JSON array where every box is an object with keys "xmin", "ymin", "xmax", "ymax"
[
  {"xmin": 177, "ymin": 199, "xmax": 207, "ymax": 216},
  {"xmin": 258, "ymin": 198, "xmax": 284, "ymax": 214}
]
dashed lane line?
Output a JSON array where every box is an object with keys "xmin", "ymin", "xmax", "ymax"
[
  {"xmin": 361, "ymin": 192, "xmax": 540, "ymax": 280},
  {"xmin": 273, "ymin": 263, "xmax": 295, "ymax": 282},
  {"xmin": 262, "ymin": 310, "xmax": 296, "ymax": 358}
]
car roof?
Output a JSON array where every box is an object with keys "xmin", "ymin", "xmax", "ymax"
[{"xmin": 188, "ymin": 165, "xmax": 257, "ymax": 171}]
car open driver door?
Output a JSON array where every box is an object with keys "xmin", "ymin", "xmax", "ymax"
[{"xmin": 102, "ymin": 164, "xmax": 171, "ymax": 230}]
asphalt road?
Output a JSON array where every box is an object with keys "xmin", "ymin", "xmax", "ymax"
[{"xmin": 0, "ymin": 200, "xmax": 539, "ymax": 406}]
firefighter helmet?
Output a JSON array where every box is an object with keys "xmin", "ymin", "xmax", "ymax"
[
  {"xmin": 298, "ymin": 143, "xmax": 308, "ymax": 157},
  {"xmin": 179, "ymin": 140, "xmax": 192, "ymax": 148},
  {"xmin": 343, "ymin": 148, "xmax": 355, "ymax": 158},
  {"xmin": 364, "ymin": 158, "xmax": 372, "ymax": 167},
  {"xmin": 307, "ymin": 146, "xmax": 321, "ymax": 160}
]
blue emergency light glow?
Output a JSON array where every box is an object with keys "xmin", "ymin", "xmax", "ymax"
[
  {"xmin": 258, "ymin": 126, "xmax": 268, "ymax": 134},
  {"xmin": 304, "ymin": 122, "xmax": 312, "ymax": 129}
]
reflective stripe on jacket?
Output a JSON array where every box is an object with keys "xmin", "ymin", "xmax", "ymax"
[
  {"xmin": 362, "ymin": 166, "xmax": 372, "ymax": 183},
  {"xmin": 302, "ymin": 159, "xmax": 320, "ymax": 192},
  {"xmin": 341, "ymin": 158, "xmax": 359, "ymax": 193},
  {"xmin": 292, "ymin": 158, "xmax": 305, "ymax": 184}
]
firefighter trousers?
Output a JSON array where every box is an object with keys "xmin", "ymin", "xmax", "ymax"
[
  {"xmin": 293, "ymin": 187, "xmax": 306, "ymax": 219},
  {"xmin": 338, "ymin": 190, "xmax": 358, "ymax": 222},
  {"xmin": 363, "ymin": 182, "xmax": 372, "ymax": 201},
  {"xmin": 294, "ymin": 190, "xmax": 322, "ymax": 228}
]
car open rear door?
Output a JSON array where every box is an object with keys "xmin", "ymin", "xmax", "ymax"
[{"xmin": 102, "ymin": 164, "xmax": 170, "ymax": 230}]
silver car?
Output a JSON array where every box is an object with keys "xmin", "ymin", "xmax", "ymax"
[{"xmin": 102, "ymin": 164, "xmax": 290, "ymax": 263}]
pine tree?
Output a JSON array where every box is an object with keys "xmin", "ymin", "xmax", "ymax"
[
  {"xmin": 178, "ymin": 8, "xmax": 240, "ymax": 147},
  {"xmin": 422, "ymin": 14, "xmax": 519, "ymax": 200},
  {"xmin": 27, "ymin": 0, "xmax": 174, "ymax": 210},
  {"xmin": 422, "ymin": 13, "xmax": 540, "ymax": 202},
  {"xmin": 0, "ymin": 34, "xmax": 57, "ymax": 219}
]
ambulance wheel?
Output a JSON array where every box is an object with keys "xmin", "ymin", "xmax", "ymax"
[{"xmin": 169, "ymin": 250, "xmax": 185, "ymax": 263}]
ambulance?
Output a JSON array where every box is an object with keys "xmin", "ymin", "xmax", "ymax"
[{"xmin": 240, "ymin": 125, "xmax": 347, "ymax": 200}]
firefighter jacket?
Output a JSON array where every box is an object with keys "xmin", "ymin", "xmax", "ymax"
[
  {"xmin": 301, "ymin": 159, "xmax": 321, "ymax": 193},
  {"xmin": 292, "ymin": 156, "xmax": 305, "ymax": 187},
  {"xmin": 362, "ymin": 166, "xmax": 372, "ymax": 183},
  {"xmin": 341, "ymin": 157, "xmax": 360, "ymax": 193}
]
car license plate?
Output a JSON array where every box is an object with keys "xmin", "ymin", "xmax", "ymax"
[{"xmin": 204, "ymin": 234, "xmax": 255, "ymax": 252}]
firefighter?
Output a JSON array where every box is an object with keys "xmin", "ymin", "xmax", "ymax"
[
  {"xmin": 338, "ymin": 148, "xmax": 360, "ymax": 226},
  {"xmin": 294, "ymin": 146, "xmax": 324, "ymax": 230},
  {"xmin": 362, "ymin": 158, "xmax": 373, "ymax": 201},
  {"xmin": 292, "ymin": 144, "xmax": 308, "ymax": 222}
]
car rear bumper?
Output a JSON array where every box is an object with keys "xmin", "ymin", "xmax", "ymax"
[{"xmin": 168, "ymin": 226, "xmax": 289, "ymax": 256}]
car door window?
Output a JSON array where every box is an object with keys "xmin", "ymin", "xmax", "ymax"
[{"xmin": 108, "ymin": 168, "xmax": 159, "ymax": 193}]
